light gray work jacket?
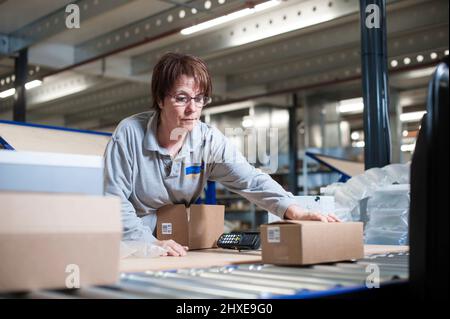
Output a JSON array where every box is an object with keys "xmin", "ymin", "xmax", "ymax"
[{"xmin": 104, "ymin": 111, "xmax": 297, "ymax": 242}]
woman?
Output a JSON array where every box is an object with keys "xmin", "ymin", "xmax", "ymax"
[{"xmin": 104, "ymin": 52, "xmax": 339, "ymax": 257}]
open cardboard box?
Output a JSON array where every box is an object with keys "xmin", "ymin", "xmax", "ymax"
[
  {"xmin": 156, "ymin": 204, "xmax": 224, "ymax": 250},
  {"xmin": 0, "ymin": 191, "xmax": 122, "ymax": 293},
  {"xmin": 261, "ymin": 220, "xmax": 364, "ymax": 265}
]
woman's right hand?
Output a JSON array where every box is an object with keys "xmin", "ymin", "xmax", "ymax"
[{"xmin": 155, "ymin": 239, "xmax": 189, "ymax": 256}]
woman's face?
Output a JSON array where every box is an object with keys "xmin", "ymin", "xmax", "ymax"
[{"xmin": 159, "ymin": 74, "xmax": 203, "ymax": 132}]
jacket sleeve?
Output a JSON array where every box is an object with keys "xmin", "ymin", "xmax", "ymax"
[
  {"xmin": 206, "ymin": 128, "xmax": 298, "ymax": 219},
  {"xmin": 104, "ymin": 133, "xmax": 156, "ymax": 243}
]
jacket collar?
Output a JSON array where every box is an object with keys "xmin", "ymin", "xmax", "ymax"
[{"xmin": 143, "ymin": 112, "xmax": 202, "ymax": 156}]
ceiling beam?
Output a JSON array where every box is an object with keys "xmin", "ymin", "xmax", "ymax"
[
  {"xmin": 28, "ymin": 80, "xmax": 148, "ymax": 120},
  {"xmin": 229, "ymin": 25, "xmax": 447, "ymax": 91},
  {"xmin": 73, "ymin": 0, "xmax": 259, "ymax": 64},
  {"xmin": 1, "ymin": 0, "xmax": 135, "ymax": 55},
  {"xmin": 130, "ymin": 0, "xmax": 447, "ymax": 76},
  {"xmin": 65, "ymin": 94, "xmax": 151, "ymax": 126},
  {"xmin": 131, "ymin": 0, "xmax": 362, "ymax": 75},
  {"xmin": 0, "ymin": 71, "xmax": 106, "ymax": 117}
]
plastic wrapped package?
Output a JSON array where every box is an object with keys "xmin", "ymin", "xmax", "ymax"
[
  {"xmin": 332, "ymin": 188, "xmax": 358, "ymax": 220},
  {"xmin": 320, "ymin": 183, "xmax": 344, "ymax": 196},
  {"xmin": 323, "ymin": 168, "xmax": 387, "ymax": 221},
  {"xmin": 364, "ymin": 184, "xmax": 410, "ymax": 245},
  {"xmin": 327, "ymin": 175, "xmax": 372, "ymax": 222},
  {"xmin": 382, "ymin": 163, "xmax": 410, "ymax": 184},
  {"xmin": 367, "ymin": 185, "xmax": 411, "ymax": 210},
  {"xmin": 320, "ymin": 163, "xmax": 411, "ymax": 224},
  {"xmin": 364, "ymin": 228, "xmax": 408, "ymax": 245},
  {"xmin": 320, "ymin": 183, "xmax": 353, "ymax": 221},
  {"xmin": 344, "ymin": 174, "xmax": 373, "ymax": 201},
  {"xmin": 364, "ymin": 167, "xmax": 390, "ymax": 186},
  {"xmin": 367, "ymin": 208, "xmax": 409, "ymax": 230}
]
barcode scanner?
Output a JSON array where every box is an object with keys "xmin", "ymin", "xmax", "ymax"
[{"xmin": 217, "ymin": 232, "xmax": 261, "ymax": 250}]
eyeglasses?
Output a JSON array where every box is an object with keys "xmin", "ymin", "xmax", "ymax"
[{"xmin": 168, "ymin": 93, "xmax": 212, "ymax": 107}]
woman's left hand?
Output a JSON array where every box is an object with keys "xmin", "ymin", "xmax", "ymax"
[{"xmin": 284, "ymin": 204, "xmax": 341, "ymax": 222}]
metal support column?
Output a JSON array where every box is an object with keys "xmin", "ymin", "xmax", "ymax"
[
  {"xmin": 288, "ymin": 93, "xmax": 299, "ymax": 195},
  {"xmin": 13, "ymin": 48, "xmax": 28, "ymax": 122},
  {"xmin": 359, "ymin": 0, "xmax": 391, "ymax": 169},
  {"xmin": 389, "ymin": 89, "xmax": 401, "ymax": 163}
]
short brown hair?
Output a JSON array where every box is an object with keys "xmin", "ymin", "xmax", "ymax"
[{"xmin": 151, "ymin": 52, "xmax": 212, "ymax": 111}]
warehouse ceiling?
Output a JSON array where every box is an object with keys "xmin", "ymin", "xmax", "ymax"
[{"xmin": 0, "ymin": 0, "xmax": 448, "ymax": 132}]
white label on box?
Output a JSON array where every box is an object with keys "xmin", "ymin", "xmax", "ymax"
[
  {"xmin": 162, "ymin": 223, "xmax": 172, "ymax": 235},
  {"xmin": 267, "ymin": 226, "xmax": 280, "ymax": 243}
]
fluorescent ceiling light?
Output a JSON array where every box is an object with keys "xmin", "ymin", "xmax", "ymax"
[
  {"xmin": 24, "ymin": 79, "xmax": 42, "ymax": 90},
  {"xmin": 338, "ymin": 97, "xmax": 364, "ymax": 114},
  {"xmin": 400, "ymin": 111, "xmax": 426, "ymax": 122},
  {"xmin": 401, "ymin": 143, "xmax": 416, "ymax": 152},
  {"xmin": 352, "ymin": 141, "xmax": 365, "ymax": 148},
  {"xmin": 202, "ymin": 100, "xmax": 254, "ymax": 115},
  {"xmin": 242, "ymin": 117, "xmax": 254, "ymax": 128},
  {"xmin": 0, "ymin": 88, "xmax": 15, "ymax": 99},
  {"xmin": 351, "ymin": 131, "xmax": 360, "ymax": 140},
  {"xmin": 181, "ymin": 0, "xmax": 281, "ymax": 35},
  {"xmin": 0, "ymin": 80, "xmax": 43, "ymax": 99}
]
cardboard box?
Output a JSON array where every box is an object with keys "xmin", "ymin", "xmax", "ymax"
[
  {"xmin": 261, "ymin": 220, "xmax": 364, "ymax": 265},
  {"xmin": 0, "ymin": 150, "xmax": 104, "ymax": 195},
  {"xmin": 0, "ymin": 192, "xmax": 122, "ymax": 293},
  {"xmin": 156, "ymin": 204, "xmax": 224, "ymax": 250}
]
